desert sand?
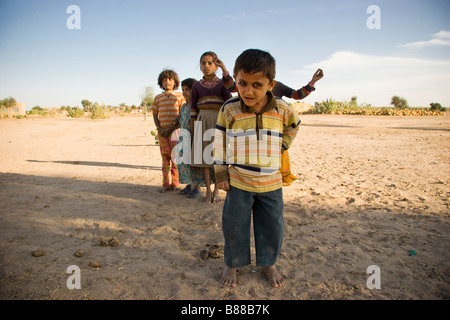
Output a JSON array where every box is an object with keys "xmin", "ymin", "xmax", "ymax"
[{"xmin": 0, "ymin": 113, "xmax": 449, "ymax": 300}]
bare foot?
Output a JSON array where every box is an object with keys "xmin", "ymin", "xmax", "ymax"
[
  {"xmin": 205, "ymin": 189, "xmax": 212, "ymax": 203},
  {"xmin": 160, "ymin": 186, "xmax": 170, "ymax": 193},
  {"xmin": 263, "ymin": 266, "xmax": 285, "ymax": 288},
  {"xmin": 220, "ymin": 266, "xmax": 237, "ymax": 288},
  {"xmin": 212, "ymin": 188, "xmax": 221, "ymax": 203}
]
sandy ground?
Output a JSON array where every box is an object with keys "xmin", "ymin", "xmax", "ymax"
[{"xmin": 0, "ymin": 113, "xmax": 449, "ymax": 300}]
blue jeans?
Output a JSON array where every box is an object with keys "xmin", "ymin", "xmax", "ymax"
[{"xmin": 222, "ymin": 186, "xmax": 284, "ymax": 268}]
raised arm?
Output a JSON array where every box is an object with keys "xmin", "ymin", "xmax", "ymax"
[
  {"xmin": 216, "ymin": 58, "xmax": 238, "ymax": 94},
  {"xmin": 273, "ymin": 68, "xmax": 324, "ymax": 100}
]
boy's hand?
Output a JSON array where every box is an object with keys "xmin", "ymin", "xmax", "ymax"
[
  {"xmin": 161, "ymin": 123, "xmax": 178, "ymax": 137},
  {"xmin": 217, "ymin": 180, "xmax": 230, "ymax": 191},
  {"xmin": 311, "ymin": 69, "xmax": 324, "ymax": 85}
]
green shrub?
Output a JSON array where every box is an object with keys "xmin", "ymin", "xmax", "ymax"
[
  {"xmin": 315, "ymin": 98, "xmax": 340, "ymax": 114},
  {"xmin": 28, "ymin": 106, "xmax": 47, "ymax": 116},
  {"xmin": 150, "ymin": 130, "xmax": 159, "ymax": 145},
  {"xmin": 90, "ymin": 103, "xmax": 109, "ymax": 119},
  {"xmin": 67, "ymin": 107, "xmax": 85, "ymax": 118},
  {"xmin": 303, "ymin": 98, "xmax": 445, "ymax": 116}
]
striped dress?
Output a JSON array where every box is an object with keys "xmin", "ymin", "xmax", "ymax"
[{"xmin": 213, "ymin": 92, "xmax": 300, "ymax": 193}]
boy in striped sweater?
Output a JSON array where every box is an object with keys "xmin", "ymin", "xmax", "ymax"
[{"xmin": 213, "ymin": 49, "xmax": 301, "ymax": 288}]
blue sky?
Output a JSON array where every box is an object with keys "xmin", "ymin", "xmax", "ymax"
[{"xmin": 1, "ymin": 0, "xmax": 449, "ymax": 109}]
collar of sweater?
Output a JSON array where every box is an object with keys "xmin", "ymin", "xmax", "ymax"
[{"xmin": 199, "ymin": 75, "xmax": 220, "ymax": 88}]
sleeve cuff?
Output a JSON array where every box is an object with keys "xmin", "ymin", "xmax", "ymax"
[{"xmin": 214, "ymin": 164, "xmax": 229, "ymax": 183}]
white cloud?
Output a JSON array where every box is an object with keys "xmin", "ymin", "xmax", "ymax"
[
  {"xmin": 401, "ymin": 30, "xmax": 450, "ymax": 47},
  {"xmin": 224, "ymin": 13, "xmax": 249, "ymax": 20},
  {"xmin": 293, "ymin": 51, "xmax": 450, "ymax": 107}
]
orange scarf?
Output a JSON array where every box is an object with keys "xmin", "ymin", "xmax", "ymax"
[{"xmin": 281, "ymin": 150, "xmax": 297, "ymax": 186}]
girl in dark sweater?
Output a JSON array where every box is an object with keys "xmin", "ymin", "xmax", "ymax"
[{"xmin": 190, "ymin": 51, "xmax": 232, "ymax": 203}]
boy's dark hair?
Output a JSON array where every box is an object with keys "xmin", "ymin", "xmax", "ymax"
[
  {"xmin": 157, "ymin": 69, "xmax": 180, "ymax": 90},
  {"xmin": 233, "ymin": 49, "xmax": 276, "ymax": 82},
  {"xmin": 181, "ymin": 78, "xmax": 197, "ymax": 89}
]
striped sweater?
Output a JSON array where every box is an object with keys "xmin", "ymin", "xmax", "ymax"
[
  {"xmin": 190, "ymin": 76, "xmax": 232, "ymax": 119},
  {"xmin": 152, "ymin": 91, "xmax": 185, "ymax": 128},
  {"xmin": 213, "ymin": 92, "xmax": 301, "ymax": 193}
]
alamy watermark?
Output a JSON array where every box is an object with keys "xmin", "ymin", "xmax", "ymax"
[
  {"xmin": 66, "ymin": 265, "xmax": 81, "ymax": 289},
  {"xmin": 66, "ymin": 5, "xmax": 81, "ymax": 30},
  {"xmin": 169, "ymin": 124, "xmax": 282, "ymax": 173},
  {"xmin": 65, "ymin": 5, "xmax": 380, "ymax": 32},
  {"xmin": 366, "ymin": 265, "xmax": 381, "ymax": 289},
  {"xmin": 366, "ymin": 5, "xmax": 381, "ymax": 30}
]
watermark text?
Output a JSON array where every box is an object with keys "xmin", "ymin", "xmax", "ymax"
[{"xmin": 66, "ymin": 5, "xmax": 81, "ymax": 30}]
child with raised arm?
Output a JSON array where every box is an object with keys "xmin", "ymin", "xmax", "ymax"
[
  {"xmin": 190, "ymin": 51, "xmax": 232, "ymax": 203},
  {"xmin": 152, "ymin": 69, "xmax": 185, "ymax": 193},
  {"xmin": 214, "ymin": 49, "xmax": 301, "ymax": 288}
]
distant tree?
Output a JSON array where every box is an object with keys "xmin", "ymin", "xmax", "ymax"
[
  {"xmin": 391, "ymin": 96, "xmax": 408, "ymax": 109},
  {"xmin": 0, "ymin": 97, "xmax": 17, "ymax": 117},
  {"xmin": 141, "ymin": 86, "xmax": 155, "ymax": 107},
  {"xmin": 1, "ymin": 97, "xmax": 17, "ymax": 109},
  {"xmin": 430, "ymin": 102, "xmax": 447, "ymax": 112},
  {"xmin": 81, "ymin": 99, "xmax": 92, "ymax": 112},
  {"xmin": 140, "ymin": 86, "xmax": 155, "ymax": 120}
]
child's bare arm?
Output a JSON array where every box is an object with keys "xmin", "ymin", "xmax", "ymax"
[{"xmin": 153, "ymin": 113, "xmax": 161, "ymax": 132}]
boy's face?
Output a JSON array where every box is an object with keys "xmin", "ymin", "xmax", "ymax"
[
  {"xmin": 235, "ymin": 70, "xmax": 275, "ymax": 112},
  {"xmin": 162, "ymin": 78, "xmax": 175, "ymax": 91},
  {"xmin": 200, "ymin": 55, "xmax": 218, "ymax": 78},
  {"xmin": 182, "ymin": 85, "xmax": 191, "ymax": 103}
]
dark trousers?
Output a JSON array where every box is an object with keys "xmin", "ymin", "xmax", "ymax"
[{"xmin": 222, "ymin": 186, "xmax": 284, "ymax": 268}]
